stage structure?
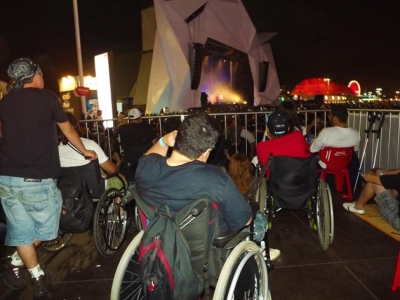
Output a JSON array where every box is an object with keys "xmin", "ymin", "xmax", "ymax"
[{"xmin": 138, "ymin": 0, "xmax": 281, "ymax": 114}]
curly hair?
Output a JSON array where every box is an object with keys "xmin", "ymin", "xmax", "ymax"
[
  {"xmin": 228, "ymin": 152, "xmax": 253, "ymax": 194},
  {"xmin": 174, "ymin": 113, "xmax": 220, "ymax": 159}
]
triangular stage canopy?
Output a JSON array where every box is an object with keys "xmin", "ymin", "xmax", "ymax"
[{"xmin": 135, "ymin": 0, "xmax": 281, "ymax": 114}]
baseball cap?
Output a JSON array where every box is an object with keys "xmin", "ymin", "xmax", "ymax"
[
  {"xmin": 267, "ymin": 112, "xmax": 289, "ymax": 135},
  {"xmin": 127, "ymin": 108, "xmax": 142, "ymax": 119}
]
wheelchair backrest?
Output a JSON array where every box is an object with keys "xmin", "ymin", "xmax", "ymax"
[
  {"xmin": 319, "ymin": 146, "xmax": 353, "ymax": 171},
  {"xmin": 131, "ymin": 185, "xmax": 218, "ymax": 276},
  {"xmin": 61, "ymin": 159, "xmax": 105, "ymax": 199},
  {"xmin": 269, "ymin": 155, "xmax": 319, "ymax": 209}
]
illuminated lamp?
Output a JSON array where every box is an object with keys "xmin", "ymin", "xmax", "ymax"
[{"xmin": 95, "ymin": 52, "xmax": 114, "ymax": 128}]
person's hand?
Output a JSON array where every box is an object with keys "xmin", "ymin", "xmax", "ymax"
[{"xmin": 83, "ymin": 150, "xmax": 98, "ymax": 161}]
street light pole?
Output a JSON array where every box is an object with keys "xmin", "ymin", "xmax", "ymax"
[{"xmin": 72, "ymin": 0, "xmax": 87, "ymax": 117}]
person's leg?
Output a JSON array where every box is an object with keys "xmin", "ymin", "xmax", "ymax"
[
  {"xmin": 374, "ymin": 189, "xmax": 400, "ymax": 231},
  {"xmin": 343, "ymin": 169, "xmax": 385, "ymax": 214},
  {"xmin": 16, "ymin": 244, "xmax": 39, "ymax": 269},
  {"xmin": 354, "ymin": 182, "xmax": 386, "ymax": 210}
]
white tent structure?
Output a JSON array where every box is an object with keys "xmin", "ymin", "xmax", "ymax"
[{"xmin": 136, "ymin": 0, "xmax": 281, "ymax": 114}]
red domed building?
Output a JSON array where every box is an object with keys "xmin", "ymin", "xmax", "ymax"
[{"xmin": 291, "ymin": 78, "xmax": 358, "ymax": 102}]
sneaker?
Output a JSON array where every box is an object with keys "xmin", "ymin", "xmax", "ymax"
[
  {"xmin": 262, "ymin": 248, "xmax": 281, "ymax": 262},
  {"xmin": 33, "ymin": 273, "xmax": 52, "ymax": 299},
  {"xmin": 0, "ymin": 257, "xmax": 25, "ymax": 290},
  {"xmin": 343, "ymin": 202, "xmax": 365, "ymax": 215}
]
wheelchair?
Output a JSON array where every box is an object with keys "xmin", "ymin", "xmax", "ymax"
[
  {"xmin": 110, "ymin": 184, "xmax": 271, "ymax": 300},
  {"xmin": 256, "ymin": 154, "xmax": 334, "ymax": 251},
  {"xmin": 39, "ymin": 166, "xmax": 134, "ymax": 258}
]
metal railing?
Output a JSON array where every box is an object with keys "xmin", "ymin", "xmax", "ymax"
[{"xmin": 79, "ymin": 108, "xmax": 400, "ymax": 175}]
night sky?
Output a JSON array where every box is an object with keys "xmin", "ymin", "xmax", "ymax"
[{"xmin": 1, "ymin": 0, "xmax": 399, "ymax": 97}]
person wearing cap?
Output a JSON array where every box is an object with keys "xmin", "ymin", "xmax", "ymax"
[
  {"xmin": 0, "ymin": 57, "xmax": 97, "ymax": 299},
  {"xmin": 256, "ymin": 111, "xmax": 310, "ymax": 167},
  {"xmin": 116, "ymin": 108, "xmax": 157, "ymax": 182}
]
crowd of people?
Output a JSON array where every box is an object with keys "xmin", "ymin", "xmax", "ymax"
[{"xmin": 0, "ymin": 57, "xmax": 399, "ymax": 299}]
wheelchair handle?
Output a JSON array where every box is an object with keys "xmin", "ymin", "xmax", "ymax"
[
  {"xmin": 120, "ymin": 189, "xmax": 136, "ymax": 206},
  {"xmin": 190, "ymin": 201, "xmax": 207, "ymax": 217}
]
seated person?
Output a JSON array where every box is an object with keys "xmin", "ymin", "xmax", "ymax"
[
  {"xmin": 228, "ymin": 152, "xmax": 281, "ymax": 261},
  {"xmin": 276, "ymin": 100, "xmax": 306, "ymax": 136},
  {"xmin": 343, "ymin": 168, "xmax": 400, "ymax": 231},
  {"xmin": 117, "ymin": 108, "xmax": 157, "ymax": 182},
  {"xmin": 135, "ymin": 113, "xmax": 252, "ymax": 236},
  {"xmin": 310, "ymin": 105, "xmax": 360, "ymax": 160},
  {"xmin": 257, "ymin": 111, "xmax": 310, "ymax": 167},
  {"xmin": 58, "ymin": 113, "xmax": 125, "ymax": 190}
]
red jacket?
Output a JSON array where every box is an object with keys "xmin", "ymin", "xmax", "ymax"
[{"xmin": 256, "ymin": 131, "xmax": 310, "ymax": 166}]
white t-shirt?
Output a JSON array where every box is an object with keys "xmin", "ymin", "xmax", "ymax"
[
  {"xmin": 58, "ymin": 138, "xmax": 109, "ymax": 167},
  {"xmin": 241, "ymin": 129, "xmax": 256, "ymax": 144},
  {"xmin": 310, "ymin": 126, "xmax": 360, "ymax": 153}
]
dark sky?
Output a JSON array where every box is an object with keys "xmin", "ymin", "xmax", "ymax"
[{"xmin": 1, "ymin": 0, "xmax": 399, "ymax": 97}]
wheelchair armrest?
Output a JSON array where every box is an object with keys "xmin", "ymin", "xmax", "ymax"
[{"xmin": 213, "ymin": 230, "xmax": 251, "ymax": 249}]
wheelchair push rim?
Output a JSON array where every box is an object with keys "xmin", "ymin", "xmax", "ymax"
[
  {"xmin": 213, "ymin": 240, "xmax": 269, "ymax": 300},
  {"xmin": 316, "ymin": 179, "xmax": 331, "ymax": 250},
  {"xmin": 110, "ymin": 230, "xmax": 144, "ymax": 300}
]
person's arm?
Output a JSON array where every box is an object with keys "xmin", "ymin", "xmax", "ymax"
[
  {"xmin": 309, "ymin": 129, "xmax": 326, "ymax": 153},
  {"xmin": 144, "ymin": 130, "xmax": 177, "ymax": 156},
  {"xmin": 99, "ymin": 160, "xmax": 118, "ymax": 175},
  {"xmin": 57, "ymin": 121, "xmax": 97, "ymax": 160},
  {"xmin": 373, "ymin": 168, "xmax": 400, "ymax": 175}
]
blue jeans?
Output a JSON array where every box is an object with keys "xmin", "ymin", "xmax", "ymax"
[{"xmin": 0, "ymin": 176, "xmax": 62, "ymax": 246}]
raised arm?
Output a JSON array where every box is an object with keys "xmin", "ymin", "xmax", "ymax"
[
  {"xmin": 144, "ymin": 130, "xmax": 177, "ymax": 157},
  {"xmin": 57, "ymin": 121, "xmax": 97, "ymax": 160}
]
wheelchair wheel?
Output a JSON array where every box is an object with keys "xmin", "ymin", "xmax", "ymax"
[
  {"xmin": 124, "ymin": 201, "xmax": 138, "ymax": 234},
  {"xmin": 111, "ymin": 230, "xmax": 144, "ymax": 300},
  {"xmin": 39, "ymin": 229, "xmax": 73, "ymax": 253},
  {"xmin": 325, "ymin": 183, "xmax": 334, "ymax": 245},
  {"xmin": 134, "ymin": 205, "xmax": 143, "ymax": 232},
  {"xmin": 266, "ymin": 195, "xmax": 274, "ymax": 230},
  {"xmin": 316, "ymin": 179, "xmax": 331, "ymax": 250},
  {"xmin": 213, "ymin": 240, "xmax": 269, "ymax": 300},
  {"xmin": 94, "ymin": 188, "xmax": 128, "ymax": 257},
  {"xmin": 256, "ymin": 176, "xmax": 267, "ymax": 214}
]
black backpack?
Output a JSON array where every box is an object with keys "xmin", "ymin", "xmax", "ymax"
[
  {"xmin": 134, "ymin": 188, "xmax": 216, "ymax": 300},
  {"xmin": 57, "ymin": 159, "xmax": 103, "ymax": 233}
]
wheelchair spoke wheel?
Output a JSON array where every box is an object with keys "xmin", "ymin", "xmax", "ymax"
[
  {"xmin": 111, "ymin": 230, "xmax": 144, "ymax": 300},
  {"xmin": 213, "ymin": 241, "xmax": 269, "ymax": 300},
  {"xmin": 123, "ymin": 201, "xmax": 138, "ymax": 234},
  {"xmin": 134, "ymin": 205, "xmax": 143, "ymax": 232},
  {"xmin": 316, "ymin": 179, "xmax": 331, "ymax": 250},
  {"xmin": 94, "ymin": 188, "xmax": 127, "ymax": 257},
  {"xmin": 266, "ymin": 195, "xmax": 274, "ymax": 230},
  {"xmin": 39, "ymin": 229, "xmax": 73, "ymax": 253}
]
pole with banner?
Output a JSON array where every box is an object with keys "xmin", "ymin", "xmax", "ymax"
[{"xmin": 72, "ymin": 0, "xmax": 87, "ymax": 117}]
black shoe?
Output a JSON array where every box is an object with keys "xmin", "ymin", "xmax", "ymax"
[
  {"xmin": 33, "ymin": 273, "xmax": 52, "ymax": 299},
  {"xmin": 0, "ymin": 257, "xmax": 25, "ymax": 290}
]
